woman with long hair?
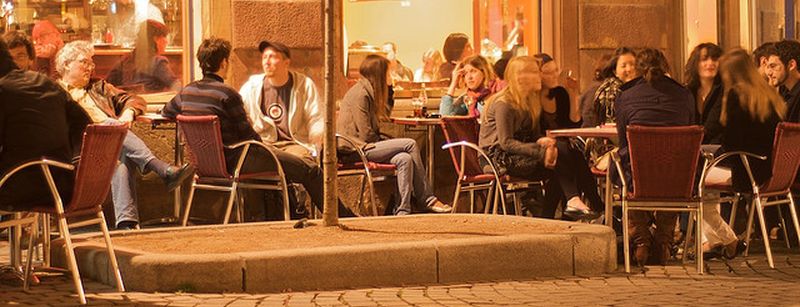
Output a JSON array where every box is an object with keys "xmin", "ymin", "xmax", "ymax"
[
  {"xmin": 107, "ymin": 19, "xmax": 178, "ymax": 93},
  {"xmin": 684, "ymin": 43, "xmax": 724, "ymax": 144},
  {"xmin": 479, "ymin": 56, "xmax": 602, "ymax": 219},
  {"xmin": 439, "ymin": 55, "xmax": 499, "ymax": 117},
  {"xmin": 414, "ymin": 48, "xmax": 443, "ymax": 82},
  {"xmin": 583, "ymin": 47, "xmax": 637, "ymax": 127},
  {"xmin": 535, "ymin": 53, "xmax": 581, "ymax": 128},
  {"xmin": 338, "ymin": 54, "xmax": 451, "ymax": 215},
  {"xmin": 699, "ymin": 48, "xmax": 786, "ymax": 259}
]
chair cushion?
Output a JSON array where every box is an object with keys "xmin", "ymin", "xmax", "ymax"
[
  {"xmin": 463, "ymin": 174, "xmax": 496, "ymax": 183},
  {"xmin": 705, "ymin": 181, "xmax": 734, "ymax": 192},
  {"xmin": 338, "ymin": 162, "xmax": 397, "ymax": 172},
  {"xmin": 590, "ymin": 167, "xmax": 607, "ymax": 177}
]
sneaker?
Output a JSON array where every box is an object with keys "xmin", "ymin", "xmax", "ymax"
[
  {"xmin": 427, "ymin": 200, "xmax": 452, "ymax": 213},
  {"xmin": 164, "ymin": 164, "xmax": 194, "ymax": 191}
]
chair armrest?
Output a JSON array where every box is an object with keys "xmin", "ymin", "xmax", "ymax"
[
  {"xmin": 224, "ymin": 140, "xmax": 287, "ymax": 180},
  {"xmin": 701, "ymin": 151, "xmax": 767, "ymax": 193},
  {"xmin": 441, "ymin": 141, "xmax": 503, "ymax": 183},
  {"xmin": 335, "ymin": 134, "xmax": 372, "ymax": 167},
  {"xmin": 0, "ymin": 159, "xmax": 75, "ymax": 189}
]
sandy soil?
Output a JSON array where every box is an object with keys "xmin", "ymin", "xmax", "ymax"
[{"xmin": 98, "ymin": 215, "xmax": 572, "ymax": 255}]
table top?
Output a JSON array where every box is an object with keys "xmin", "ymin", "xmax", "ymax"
[
  {"xmin": 390, "ymin": 116, "xmax": 443, "ymax": 126},
  {"xmin": 546, "ymin": 126, "xmax": 618, "ymax": 138},
  {"xmin": 136, "ymin": 113, "xmax": 174, "ymax": 125}
]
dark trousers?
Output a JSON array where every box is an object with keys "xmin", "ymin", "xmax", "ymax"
[{"xmin": 629, "ymin": 211, "xmax": 678, "ymax": 248}]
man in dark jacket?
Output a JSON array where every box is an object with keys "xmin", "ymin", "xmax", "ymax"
[
  {"xmin": 0, "ymin": 38, "xmax": 90, "ymax": 211},
  {"xmin": 55, "ymin": 40, "xmax": 192, "ymax": 230},
  {"xmin": 162, "ymin": 38, "xmax": 353, "ymax": 219},
  {"xmin": 768, "ymin": 40, "xmax": 800, "ymax": 123},
  {"xmin": 614, "ymin": 48, "xmax": 695, "ymax": 267}
]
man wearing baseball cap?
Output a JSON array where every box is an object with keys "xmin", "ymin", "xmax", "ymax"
[{"xmin": 240, "ymin": 40, "xmax": 353, "ymax": 217}]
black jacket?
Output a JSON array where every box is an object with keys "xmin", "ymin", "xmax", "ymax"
[
  {"xmin": 613, "ymin": 76, "xmax": 695, "ymax": 188},
  {"xmin": 0, "ymin": 69, "xmax": 91, "ymax": 210},
  {"xmin": 693, "ymin": 83, "xmax": 724, "ymax": 144}
]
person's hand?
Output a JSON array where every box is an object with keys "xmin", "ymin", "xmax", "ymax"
[
  {"xmin": 536, "ymin": 137, "xmax": 556, "ymax": 148},
  {"xmin": 544, "ymin": 145, "xmax": 558, "ymax": 169},
  {"xmin": 451, "ymin": 62, "xmax": 464, "ymax": 82},
  {"xmin": 565, "ymin": 75, "xmax": 579, "ymax": 92},
  {"xmin": 118, "ymin": 109, "xmax": 135, "ymax": 128}
]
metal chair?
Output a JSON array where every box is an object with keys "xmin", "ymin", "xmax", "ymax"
[
  {"xmin": 439, "ymin": 116, "xmax": 545, "ymax": 215},
  {"xmin": 177, "ymin": 115, "xmax": 290, "ymax": 226},
  {"xmin": 0, "ymin": 124, "xmax": 128, "ymax": 304},
  {"xmin": 704, "ymin": 122, "xmax": 800, "ymax": 268},
  {"xmin": 335, "ymin": 134, "xmax": 396, "ymax": 216},
  {"xmin": 612, "ymin": 125, "xmax": 706, "ymax": 274}
]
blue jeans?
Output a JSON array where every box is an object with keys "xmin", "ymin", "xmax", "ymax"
[
  {"xmin": 106, "ymin": 120, "xmax": 158, "ymax": 226},
  {"xmin": 364, "ymin": 138, "xmax": 435, "ymax": 215}
]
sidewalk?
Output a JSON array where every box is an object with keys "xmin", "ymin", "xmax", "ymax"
[{"xmin": 2, "ymin": 240, "xmax": 800, "ymax": 306}]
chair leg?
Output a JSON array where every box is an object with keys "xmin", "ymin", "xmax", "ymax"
[
  {"xmin": 356, "ymin": 175, "xmax": 366, "ymax": 210},
  {"xmin": 729, "ymin": 193, "xmax": 740, "ymax": 226},
  {"xmin": 280, "ymin": 178, "xmax": 291, "ymax": 221},
  {"xmin": 58, "ymin": 214, "xmax": 87, "ymax": 304},
  {"xmin": 498, "ymin": 185, "xmax": 508, "ymax": 215},
  {"xmin": 754, "ymin": 197, "xmax": 775, "ymax": 268},
  {"xmin": 604, "ymin": 173, "xmax": 613, "ymax": 226},
  {"xmin": 469, "ymin": 188, "xmax": 475, "ymax": 214},
  {"xmin": 235, "ymin": 190, "xmax": 245, "ymax": 223},
  {"xmin": 683, "ymin": 212, "xmax": 694, "ymax": 265},
  {"xmin": 97, "ymin": 211, "xmax": 125, "ymax": 292},
  {"xmin": 452, "ymin": 181, "xmax": 462, "ymax": 214},
  {"xmin": 696, "ymin": 206, "xmax": 704, "ymax": 274},
  {"xmin": 484, "ymin": 182, "xmax": 494, "ymax": 214},
  {"xmin": 512, "ymin": 192, "xmax": 522, "ymax": 216},
  {"xmin": 622, "ymin": 203, "xmax": 630, "ymax": 273},
  {"xmin": 744, "ymin": 197, "xmax": 756, "ymax": 257},
  {"xmin": 786, "ymin": 192, "xmax": 800, "ymax": 249},
  {"xmin": 43, "ymin": 214, "xmax": 51, "ymax": 267},
  {"xmin": 222, "ymin": 183, "xmax": 238, "ymax": 224},
  {"xmin": 23, "ymin": 214, "xmax": 37, "ymax": 290},
  {"xmin": 777, "ymin": 202, "xmax": 791, "ymax": 249},
  {"xmin": 182, "ymin": 182, "xmax": 198, "ymax": 227}
]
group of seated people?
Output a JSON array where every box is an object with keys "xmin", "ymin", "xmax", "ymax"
[{"xmin": 2, "ymin": 25, "xmax": 800, "ymax": 269}]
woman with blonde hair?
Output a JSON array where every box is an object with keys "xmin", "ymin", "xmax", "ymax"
[
  {"xmin": 414, "ymin": 49, "xmax": 443, "ymax": 82},
  {"xmin": 479, "ymin": 56, "xmax": 602, "ymax": 219},
  {"xmin": 700, "ymin": 48, "xmax": 785, "ymax": 259},
  {"xmin": 440, "ymin": 55, "xmax": 499, "ymax": 117}
]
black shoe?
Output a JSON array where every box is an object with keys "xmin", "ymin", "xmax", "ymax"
[
  {"xmin": 724, "ymin": 240, "xmax": 747, "ymax": 260},
  {"xmin": 703, "ymin": 246, "xmax": 724, "ymax": 261},
  {"xmin": 116, "ymin": 221, "xmax": 138, "ymax": 230},
  {"xmin": 564, "ymin": 206, "xmax": 601, "ymax": 220},
  {"xmin": 164, "ymin": 164, "xmax": 194, "ymax": 191}
]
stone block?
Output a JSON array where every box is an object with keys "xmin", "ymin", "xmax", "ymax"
[
  {"xmin": 579, "ymin": 3, "xmax": 667, "ymax": 49},
  {"xmin": 570, "ymin": 225, "xmax": 617, "ymax": 274},
  {"xmin": 232, "ymin": 0, "xmax": 323, "ymax": 49},
  {"xmin": 437, "ymin": 234, "xmax": 574, "ymax": 283},
  {"xmin": 243, "ymin": 242, "xmax": 438, "ymax": 293}
]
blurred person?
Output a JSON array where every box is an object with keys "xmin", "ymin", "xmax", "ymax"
[
  {"xmin": 684, "ymin": 43, "xmax": 724, "ymax": 144},
  {"xmin": 769, "ymin": 40, "xmax": 800, "ymax": 122},
  {"xmin": 0, "ymin": 37, "xmax": 90, "ymax": 211},
  {"xmin": 108, "ymin": 0, "xmax": 164, "ymax": 47},
  {"xmin": 3, "ymin": 31, "xmax": 34, "ymax": 70},
  {"xmin": 107, "ymin": 19, "xmax": 179, "ymax": 93},
  {"xmin": 439, "ymin": 55, "xmax": 498, "ymax": 117},
  {"xmin": 478, "ymin": 56, "xmax": 601, "ymax": 219},
  {"xmin": 31, "ymin": 20, "xmax": 63, "ymax": 78},
  {"xmin": 583, "ymin": 47, "xmax": 637, "ymax": 127},
  {"xmin": 614, "ymin": 48, "xmax": 695, "ymax": 266},
  {"xmin": 535, "ymin": 53, "xmax": 581, "ymax": 128},
  {"xmin": 754, "ymin": 42, "xmax": 777, "ymax": 83},
  {"xmin": 701, "ymin": 48, "xmax": 785, "ymax": 259},
  {"xmin": 579, "ymin": 54, "xmax": 612, "ymax": 127},
  {"xmin": 239, "ymin": 40, "xmax": 355, "ymax": 217},
  {"xmin": 439, "ymin": 33, "xmax": 473, "ymax": 80},
  {"xmin": 414, "ymin": 48, "xmax": 442, "ymax": 82},
  {"xmin": 381, "ymin": 42, "xmax": 413, "ymax": 82},
  {"xmin": 338, "ymin": 55, "xmax": 452, "ymax": 215},
  {"xmin": 55, "ymin": 41, "xmax": 192, "ymax": 230}
]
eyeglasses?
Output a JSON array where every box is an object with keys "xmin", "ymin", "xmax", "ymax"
[{"xmin": 71, "ymin": 58, "xmax": 95, "ymax": 68}]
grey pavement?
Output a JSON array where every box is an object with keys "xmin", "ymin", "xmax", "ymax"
[{"xmin": 3, "ymin": 240, "xmax": 800, "ymax": 306}]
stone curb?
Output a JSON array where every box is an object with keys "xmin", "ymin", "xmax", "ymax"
[{"xmin": 51, "ymin": 215, "xmax": 616, "ymax": 293}]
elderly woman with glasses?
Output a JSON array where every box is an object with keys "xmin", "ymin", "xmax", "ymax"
[{"xmin": 55, "ymin": 41, "xmax": 192, "ymax": 230}]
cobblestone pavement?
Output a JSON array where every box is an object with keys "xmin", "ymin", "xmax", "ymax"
[{"xmin": 3, "ymin": 240, "xmax": 800, "ymax": 306}]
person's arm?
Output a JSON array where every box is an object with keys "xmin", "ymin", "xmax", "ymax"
[
  {"xmin": 494, "ymin": 102, "xmax": 545, "ymax": 160},
  {"xmin": 303, "ymin": 77, "xmax": 324, "ymax": 146},
  {"xmin": 352, "ymin": 90, "xmax": 379, "ymax": 144},
  {"xmin": 102, "ymin": 80, "xmax": 146, "ymax": 117},
  {"xmin": 565, "ymin": 78, "xmax": 582, "ymax": 123},
  {"xmin": 703, "ymin": 95, "xmax": 724, "ymax": 144},
  {"xmin": 439, "ymin": 94, "xmax": 467, "ymax": 116},
  {"xmin": 161, "ymin": 92, "xmax": 181, "ymax": 119},
  {"xmin": 226, "ymin": 93, "xmax": 263, "ymax": 143},
  {"xmin": 152, "ymin": 56, "xmax": 179, "ymax": 91}
]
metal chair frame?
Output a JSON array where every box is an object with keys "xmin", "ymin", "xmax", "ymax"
[{"xmin": 335, "ymin": 134, "xmax": 396, "ymax": 216}]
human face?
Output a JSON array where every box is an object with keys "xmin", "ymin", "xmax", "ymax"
[
  {"xmin": 697, "ymin": 48, "xmax": 718, "ymax": 80},
  {"xmin": 540, "ymin": 61, "xmax": 559, "ymax": 89},
  {"xmin": 261, "ymin": 48, "xmax": 290, "ymax": 78},
  {"xmin": 63, "ymin": 55, "xmax": 95, "ymax": 88},
  {"xmin": 462, "ymin": 64, "xmax": 485, "ymax": 90},
  {"xmin": 8, "ymin": 46, "xmax": 31, "ymax": 70},
  {"xmin": 516, "ymin": 63, "xmax": 542, "ymax": 94},
  {"xmin": 155, "ymin": 35, "xmax": 168, "ymax": 55},
  {"xmin": 767, "ymin": 55, "xmax": 787, "ymax": 87},
  {"xmin": 615, "ymin": 53, "xmax": 636, "ymax": 82}
]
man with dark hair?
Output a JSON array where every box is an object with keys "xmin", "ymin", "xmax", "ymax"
[
  {"xmin": 3, "ymin": 31, "xmax": 35, "ymax": 70},
  {"xmin": 163, "ymin": 38, "xmax": 353, "ymax": 219},
  {"xmin": 768, "ymin": 40, "xmax": 800, "ymax": 122},
  {"xmin": 0, "ymin": 37, "xmax": 91, "ymax": 211},
  {"xmin": 754, "ymin": 42, "xmax": 777, "ymax": 82}
]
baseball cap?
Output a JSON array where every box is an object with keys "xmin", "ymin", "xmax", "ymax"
[{"xmin": 258, "ymin": 40, "xmax": 291, "ymax": 59}]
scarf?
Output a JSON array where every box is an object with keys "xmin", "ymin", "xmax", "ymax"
[{"xmin": 466, "ymin": 83, "xmax": 493, "ymax": 117}]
